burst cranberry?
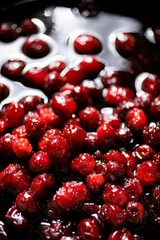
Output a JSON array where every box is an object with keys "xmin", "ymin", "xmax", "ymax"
[
  {"xmin": 142, "ymin": 122, "xmax": 160, "ymax": 147},
  {"xmin": 114, "ymin": 100, "xmax": 138, "ymax": 120},
  {"xmin": 108, "ymin": 229, "xmax": 134, "ymax": 240},
  {"xmin": 106, "ymin": 160, "xmax": 125, "ymax": 181},
  {"xmin": 43, "ymin": 70, "xmax": 63, "ymax": 93},
  {"xmin": 106, "ymin": 85, "xmax": 134, "ymax": 105},
  {"xmin": 74, "ymin": 34, "xmax": 102, "ymax": 54},
  {"xmin": 16, "ymin": 190, "xmax": 40, "ymax": 215},
  {"xmin": 20, "ymin": 18, "xmax": 38, "ymax": 36},
  {"xmin": 71, "ymin": 153, "xmax": 96, "ymax": 176},
  {"xmin": 0, "ymin": 134, "xmax": 16, "ymax": 158},
  {"xmin": 12, "ymin": 125, "xmax": 27, "ymax": 138},
  {"xmin": 22, "ymin": 36, "xmax": 50, "ymax": 58},
  {"xmin": 63, "ymin": 124, "xmax": 86, "ymax": 152},
  {"xmin": 125, "ymin": 108, "xmax": 147, "ymax": 132},
  {"xmin": 0, "ymin": 22, "xmax": 19, "ymax": 42},
  {"xmin": 55, "ymin": 181, "xmax": 87, "ymax": 211},
  {"xmin": 133, "ymin": 144, "xmax": 154, "ymax": 161},
  {"xmin": 99, "ymin": 203, "xmax": 125, "ymax": 228},
  {"xmin": 30, "ymin": 173, "xmax": 55, "ymax": 199},
  {"xmin": 19, "ymin": 95, "xmax": 43, "ymax": 113},
  {"xmin": 12, "ymin": 137, "xmax": 32, "ymax": 158},
  {"xmin": 95, "ymin": 161, "xmax": 108, "ymax": 179},
  {"xmin": 103, "ymin": 150, "xmax": 126, "ymax": 166},
  {"xmin": 71, "ymin": 85, "xmax": 89, "ymax": 105},
  {"xmin": 44, "ymin": 60, "xmax": 66, "ymax": 73},
  {"xmin": 5, "ymin": 205, "xmax": 29, "ymax": 230},
  {"xmin": 134, "ymin": 92, "xmax": 154, "ymax": 111},
  {"xmin": 103, "ymin": 184, "xmax": 128, "ymax": 208},
  {"xmin": 62, "ymin": 65, "xmax": 86, "ymax": 85},
  {"xmin": 142, "ymin": 73, "xmax": 160, "ymax": 96},
  {"xmin": 79, "ymin": 107, "xmax": 100, "ymax": 130},
  {"xmin": 24, "ymin": 67, "xmax": 47, "ymax": 86},
  {"xmin": 2, "ymin": 102, "xmax": 24, "ymax": 128},
  {"xmin": 97, "ymin": 123, "xmax": 116, "ymax": 148},
  {"xmin": 77, "ymin": 218, "xmax": 100, "ymax": 240},
  {"xmin": 52, "ymin": 94, "xmax": 77, "ymax": 118},
  {"xmin": 1, "ymin": 59, "xmax": 26, "ymax": 80},
  {"xmin": 126, "ymin": 201, "xmax": 144, "ymax": 225},
  {"xmin": 85, "ymin": 133, "xmax": 99, "ymax": 151},
  {"xmin": 29, "ymin": 151, "xmax": 51, "ymax": 174},
  {"xmin": 136, "ymin": 161, "xmax": 159, "ymax": 187},
  {"xmin": 150, "ymin": 96, "xmax": 160, "ymax": 120},
  {"xmin": 115, "ymin": 32, "xmax": 136, "ymax": 57},
  {"xmin": 123, "ymin": 178, "xmax": 143, "ymax": 201},
  {"xmin": 101, "ymin": 69, "xmax": 121, "ymax": 87},
  {"xmin": 101, "ymin": 114, "xmax": 121, "ymax": 129},
  {"xmin": 86, "ymin": 173, "xmax": 105, "ymax": 193}
]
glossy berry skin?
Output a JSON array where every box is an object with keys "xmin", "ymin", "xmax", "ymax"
[
  {"xmin": 102, "ymin": 114, "xmax": 121, "ymax": 129},
  {"xmin": 125, "ymin": 108, "xmax": 147, "ymax": 132},
  {"xmin": 71, "ymin": 153, "xmax": 96, "ymax": 176},
  {"xmin": 74, "ymin": 34, "xmax": 102, "ymax": 54},
  {"xmin": 20, "ymin": 18, "xmax": 38, "ymax": 36},
  {"xmin": 0, "ymin": 22, "xmax": 19, "ymax": 42},
  {"xmin": 133, "ymin": 144, "xmax": 154, "ymax": 161},
  {"xmin": 114, "ymin": 100, "xmax": 138, "ymax": 120},
  {"xmin": 1, "ymin": 59, "xmax": 26, "ymax": 80},
  {"xmin": 77, "ymin": 218, "xmax": 100, "ymax": 240},
  {"xmin": 101, "ymin": 69, "xmax": 121, "ymax": 87},
  {"xmin": 12, "ymin": 137, "xmax": 32, "ymax": 158},
  {"xmin": 0, "ymin": 120, "xmax": 6, "ymax": 137},
  {"xmin": 55, "ymin": 181, "xmax": 87, "ymax": 211},
  {"xmin": 106, "ymin": 160, "xmax": 125, "ymax": 181},
  {"xmin": 0, "ymin": 134, "xmax": 16, "ymax": 159},
  {"xmin": 43, "ymin": 71, "xmax": 62, "ymax": 93},
  {"xmin": 108, "ymin": 229, "xmax": 134, "ymax": 240},
  {"xmin": 12, "ymin": 125, "xmax": 27, "ymax": 138},
  {"xmin": 123, "ymin": 178, "xmax": 143, "ymax": 201},
  {"xmin": 78, "ymin": 107, "xmax": 100, "ymax": 130},
  {"xmin": 71, "ymin": 85, "xmax": 89, "ymax": 106},
  {"xmin": 126, "ymin": 201, "xmax": 144, "ymax": 225},
  {"xmin": 86, "ymin": 173, "xmax": 105, "ymax": 193},
  {"xmin": 142, "ymin": 123, "xmax": 160, "ymax": 147},
  {"xmin": 85, "ymin": 133, "xmax": 99, "ymax": 152},
  {"xmin": 44, "ymin": 60, "xmax": 66, "ymax": 73},
  {"xmin": 103, "ymin": 150, "xmax": 126, "ymax": 166},
  {"xmin": 24, "ymin": 67, "xmax": 47, "ymax": 86},
  {"xmin": 150, "ymin": 96, "xmax": 160, "ymax": 120},
  {"xmin": 115, "ymin": 32, "xmax": 136, "ymax": 57},
  {"xmin": 19, "ymin": 95, "xmax": 43, "ymax": 113},
  {"xmin": 62, "ymin": 65, "xmax": 87, "ymax": 85},
  {"xmin": 30, "ymin": 173, "xmax": 55, "ymax": 199},
  {"xmin": 142, "ymin": 73, "xmax": 160, "ymax": 96},
  {"xmin": 22, "ymin": 36, "xmax": 50, "ymax": 58},
  {"xmin": 134, "ymin": 92, "xmax": 154, "ymax": 111},
  {"xmin": 136, "ymin": 161, "xmax": 159, "ymax": 187},
  {"xmin": 0, "ymin": 83, "xmax": 9, "ymax": 102},
  {"xmin": 29, "ymin": 151, "xmax": 51, "ymax": 174},
  {"xmin": 97, "ymin": 123, "xmax": 116, "ymax": 148}
]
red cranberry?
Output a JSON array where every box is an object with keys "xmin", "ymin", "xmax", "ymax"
[
  {"xmin": 12, "ymin": 137, "xmax": 32, "ymax": 158},
  {"xmin": 71, "ymin": 85, "xmax": 89, "ymax": 106},
  {"xmin": 78, "ymin": 107, "xmax": 100, "ymax": 130},
  {"xmin": 12, "ymin": 125, "xmax": 27, "ymax": 138},
  {"xmin": 59, "ymin": 83, "xmax": 74, "ymax": 97},
  {"xmin": 106, "ymin": 160, "xmax": 125, "ymax": 181},
  {"xmin": 71, "ymin": 153, "xmax": 96, "ymax": 176},
  {"xmin": 103, "ymin": 183, "xmax": 128, "ymax": 208},
  {"xmin": 43, "ymin": 70, "xmax": 63, "ymax": 93},
  {"xmin": 115, "ymin": 32, "xmax": 136, "ymax": 57},
  {"xmin": 108, "ymin": 229, "xmax": 134, "ymax": 240},
  {"xmin": 99, "ymin": 203, "xmax": 125, "ymax": 228},
  {"xmin": 22, "ymin": 36, "xmax": 50, "ymax": 58},
  {"xmin": 77, "ymin": 218, "xmax": 100, "ymax": 240},
  {"xmin": 62, "ymin": 64, "xmax": 87, "ymax": 85},
  {"xmin": 0, "ymin": 134, "xmax": 16, "ymax": 159},
  {"xmin": 133, "ymin": 144, "xmax": 154, "ymax": 161},
  {"xmin": 0, "ymin": 120, "xmax": 6, "ymax": 137},
  {"xmin": 95, "ymin": 161, "xmax": 108, "ymax": 179},
  {"xmin": 103, "ymin": 150, "xmax": 126, "ymax": 166},
  {"xmin": 136, "ymin": 161, "xmax": 159, "ymax": 187},
  {"xmin": 0, "ymin": 83, "xmax": 9, "ymax": 102},
  {"xmin": 125, "ymin": 108, "xmax": 147, "ymax": 132},
  {"xmin": 134, "ymin": 92, "xmax": 154, "ymax": 111},
  {"xmin": 123, "ymin": 178, "xmax": 143, "ymax": 201},
  {"xmin": 114, "ymin": 100, "xmax": 138, "ymax": 120},
  {"xmin": 150, "ymin": 96, "xmax": 160, "ymax": 120},
  {"xmin": 86, "ymin": 173, "xmax": 105, "ymax": 193},
  {"xmin": 19, "ymin": 95, "xmax": 43, "ymax": 113},
  {"xmin": 63, "ymin": 124, "xmax": 86, "ymax": 152},
  {"xmin": 82, "ymin": 203, "xmax": 100, "ymax": 216},
  {"xmin": 82, "ymin": 79, "xmax": 103, "ymax": 99},
  {"xmin": 97, "ymin": 123, "xmax": 116, "ymax": 148},
  {"xmin": 101, "ymin": 69, "xmax": 121, "ymax": 87},
  {"xmin": 116, "ymin": 127, "xmax": 132, "ymax": 145},
  {"xmin": 101, "ymin": 114, "xmax": 121, "ymax": 129},
  {"xmin": 153, "ymin": 152, "xmax": 160, "ymax": 169},
  {"xmin": 52, "ymin": 94, "xmax": 77, "ymax": 118},
  {"xmin": 152, "ymin": 185, "xmax": 160, "ymax": 201},
  {"xmin": 0, "ymin": 22, "xmax": 19, "ymax": 42},
  {"xmin": 16, "ymin": 190, "xmax": 40, "ymax": 215},
  {"xmin": 44, "ymin": 60, "xmax": 66, "ymax": 73},
  {"xmin": 30, "ymin": 173, "xmax": 55, "ymax": 199},
  {"xmin": 142, "ymin": 73, "xmax": 160, "ymax": 96},
  {"xmin": 1, "ymin": 59, "xmax": 26, "ymax": 80},
  {"xmin": 106, "ymin": 85, "xmax": 134, "ymax": 105},
  {"xmin": 29, "ymin": 151, "xmax": 51, "ymax": 174},
  {"xmin": 24, "ymin": 67, "xmax": 47, "ymax": 86},
  {"xmin": 126, "ymin": 201, "xmax": 144, "ymax": 225},
  {"xmin": 46, "ymin": 194, "xmax": 63, "ymax": 219},
  {"xmin": 142, "ymin": 122, "xmax": 160, "ymax": 147},
  {"xmin": 20, "ymin": 18, "xmax": 38, "ymax": 36},
  {"xmin": 5, "ymin": 205, "xmax": 28, "ymax": 230},
  {"xmin": 85, "ymin": 133, "xmax": 99, "ymax": 151},
  {"xmin": 74, "ymin": 34, "xmax": 102, "ymax": 54},
  {"xmin": 55, "ymin": 181, "xmax": 87, "ymax": 211}
]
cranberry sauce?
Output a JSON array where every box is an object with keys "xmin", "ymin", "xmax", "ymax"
[{"xmin": 0, "ymin": 3, "xmax": 160, "ymax": 240}]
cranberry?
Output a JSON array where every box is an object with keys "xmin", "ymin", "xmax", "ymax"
[
  {"xmin": 115, "ymin": 32, "xmax": 136, "ymax": 57},
  {"xmin": 71, "ymin": 85, "xmax": 89, "ymax": 106},
  {"xmin": 62, "ymin": 64, "xmax": 87, "ymax": 85},
  {"xmin": 74, "ymin": 34, "xmax": 102, "ymax": 54},
  {"xmin": 44, "ymin": 60, "xmax": 66, "ymax": 73},
  {"xmin": 99, "ymin": 203, "xmax": 125, "ymax": 228},
  {"xmin": 134, "ymin": 93, "xmax": 154, "ymax": 111},
  {"xmin": 22, "ymin": 36, "xmax": 50, "ymax": 58},
  {"xmin": 97, "ymin": 123, "xmax": 116, "ymax": 148},
  {"xmin": 153, "ymin": 152, "xmax": 160, "ymax": 169},
  {"xmin": 123, "ymin": 178, "xmax": 143, "ymax": 201},
  {"xmin": 78, "ymin": 107, "xmax": 100, "ymax": 130},
  {"xmin": 95, "ymin": 161, "xmax": 108, "ymax": 179},
  {"xmin": 59, "ymin": 83, "xmax": 74, "ymax": 97},
  {"xmin": 0, "ymin": 120, "xmax": 6, "ymax": 137},
  {"xmin": 142, "ymin": 73, "xmax": 160, "ymax": 96},
  {"xmin": 150, "ymin": 96, "xmax": 160, "ymax": 120},
  {"xmin": 12, "ymin": 125, "xmax": 27, "ymax": 138},
  {"xmin": 20, "ymin": 18, "xmax": 38, "ymax": 36},
  {"xmin": 106, "ymin": 160, "xmax": 125, "ymax": 181},
  {"xmin": 136, "ymin": 161, "xmax": 159, "ymax": 187},
  {"xmin": 5, "ymin": 205, "xmax": 29, "ymax": 230},
  {"xmin": 0, "ymin": 221, "xmax": 8, "ymax": 240},
  {"xmin": 77, "ymin": 218, "xmax": 100, "ymax": 240},
  {"xmin": 142, "ymin": 122, "xmax": 160, "ymax": 147},
  {"xmin": 63, "ymin": 124, "xmax": 86, "ymax": 152},
  {"xmin": 126, "ymin": 201, "xmax": 144, "ymax": 225},
  {"xmin": 0, "ymin": 83, "xmax": 9, "ymax": 102},
  {"xmin": 114, "ymin": 100, "xmax": 138, "ymax": 120},
  {"xmin": 1, "ymin": 59, "xmax": 26, "ymax": 80},
  {"xmin": 0, "ymin": 134, "xmax": 16, "ymax": 159},
  {"xmin": 101, "ymin": 69, "xmax": 121, "ymax": 87},
  {"xmin": 29, "ymin": 151, "xmax": 51, "ymax": 174},
  {"xmin": 152, "ymin": 185, "xmax": 160, "ymax": 201},
  {"xmin": 30, "ymin": 173, "xmax": 55, "ymax": 199},
  {"xmin": 82, "ymin": 79, "xmax": 103, "ymax": 99},
  {"xmin": 101, "ymin": 114, "xmax": 121, "ymax": 129},
  {"xmin": 55, "ymin": 181, "xmax": 87, "ymax": 211},
  {"xmin": 122, "ymin": 151, "xmax": 137, "ymax": 177},
  {"xmin": 24, "ymin": 67, "xmax": 47, "ymax": 86},
  {"xmin": 86, "ymin": 173, "xmax": 105, "ymax": 193},
  {"xmin": 108, "ymin": 229, "xmax": 134, "ymax": 240},
  {"xmin": 19, "ymin": 95, "xmax": 43, "ymax": 113},
  {"xmin": 116, "ymin": 127, "xmax": 132, "ymax": 145},
  {"xmin": 71, "ymin": 153, "xmax": 96, "ymax": 176},
  {"xmin": 0, "ymin": 22, "xmax": 19, "ymax": 42},
  {"xmin": 103, "ymin": 183, "xmax": 128, "ymax": 208},
  {"xmin": 43, "ymin": 70, "xmax": 63, "ymax": 93},
  {"xmin": 12, "ymin": 137, "xmax": 32, "ymax": 158},
  {"xmin": 85, "ymin": 133, "xmax": 99, "ymax": 151},
  {"xmin": 16, "ymin": 190, "xmax": 40, "ymax": 215},
  {"xmin": 52, "ymin": 94, "xmax": 77, "ymax": 118},
  {"xmin": 125, "ymin": 108, "xmax": 147, "ymax": 132},
  {"xmin": 133, "ymin": 144, "xmax": 154, "ymax": 161},
  {"xmin": 106, "ymin": 85, "xmax": 134, "ymax": 105},
  {"xmin": 103, "ymin": 150, "xmax": 126, "ymax": 166}
]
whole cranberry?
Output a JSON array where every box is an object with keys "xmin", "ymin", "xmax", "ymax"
[
  {"xmin": 82, "ymin": 79, "xmax": 103, "ymax": 99},
  {"xmin": 71, "ymin": 153, "xmax": 96, "ymax": 176},
  {"xmin": 59, "ymin": 83, "xmax": 74, "ymax": 97},
  {"xmin": 101, "ymin": 69, "xmax": 121, "ymax": 87},
  {"xmin": 108, "ymin": 229, "xmax": 134, "ymax": 240},
  {"xmin": 136, "ymin": 161, "xmax": 159, "ymax": 187},
  {"xmin": 62, "ymin": 65, "xmax": 87, "ymax": 85},
  {"xmin": 101, "ymin": 114, "xmax": 121, "ymax": 129},
  {"xmin": 77, "ymin": 218, "xmax": 100, "ymax": 240},
  {"xmin": 71, "ymin": 85, "xmax": 89, "ymax": 106},
  {"xmin": 29, "ymin": 151, "xmax": 51, "ymax": 174},
  {"xmin": 63, "ymin": 124, "xmax": 86, "ymax": 152},
  {"xmin": 20, "ymin": 18, "xmax": 38, "ymax": 36},
  {"xmin": 85, "ymin": 133, "xmax": 99, "ymax": 151},
  {"xmin": 114, "ymin": 100, "xmax": 138, "ymax": 120},
  {"xmin": 106, "ymin": 160, "xmax": 125, "ymax": 181},
  {"xmin": 44, "ymin": 60, "xmax": 66, "ymax": 73},
  {"xmin": 19, "ymin": 95, "xmax": 43, "ymax": 113},
  {"xmin": 12, "ymin": 137, "xmax": 32, "ymax": 158},
  {"xmin": 24, "ymin": 67, "xmax": 47, "ymax": 86},
  {"xmin": 0, "ymin": 83, "xmax": 9, "ymax": 102},
  {"xmin": 97, "ymin": 123, "xmax": 116, "ymax": 148},
  {"xmin": 116, "ymin": 127, "xmax": 132, "ymax": 145},
  {"xmin": 134, "ymin": 92, "xmax": 154, "ymax": 111},
  {"xmin": 103, "ymin": 150, "xmax": 126, "ymax": 166},
  {"xmin": 30, "ymin": 173, "xmax": 55, "ymax": 199},
  {"xmin": 86, "ymin": 173, "xmax": 105, "ymax": 193},
  {"xmin": 121, "ymin": 150, "xmax": 137, "ymax": 171},
  {"xmin": 133, "ymin": 144, "xmax": 154, "ymax": 161},
  {"xmin": 74, "ymin": 34, "xmax": 102, "ymax": 54},
  {"xmin": 78, "ymin": 107, "xmax": 100, "ymax": 130},
  {"xmin": 0, "ymin": 134, "xmax": 16, "ymax": 159},
  {"xmin": 55, "ymin": 181, "xmax": 87, "ymax": 211},
  {"xmin": 150, "ymin": 96, "xmax": 160, "ymax": 120},
  {"xmin": 142, "ymin": 73, "xmax": 160, "ymax": 96},
  {"xmin": 22, "ymin": 36, "xmax": 50, "ymax": 58},
  {"xmin": 115, "ymin": 32, "xmax": 136, "ymax": 57},
  {"xmin": 126, "ymin": 201, "xmax": 144, "ymax": 225},
  {"xmin": 43, "ymin": 70, "xmax": 63, "ymax": 93},
  {"xmin": 0, "ymin": 22, "xmax": 19, "ymax": 42},
  {"xmin": 123, "ymin": 178, "xmax": 143, "ymax": 201},
  {"xmin": 1, "ymin": 59, "xmax": 26, "ymax": 80},
  {"xmin": 0, "ymin": 120, "xmax": 6, "ymax": 137},
  {"xmin": 125, "ymin": 108, "xmax": 147, "ymax": 132},
  {"xmin": 142, "ymin": 122, "xmax": 160, "ymax": 147}
]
